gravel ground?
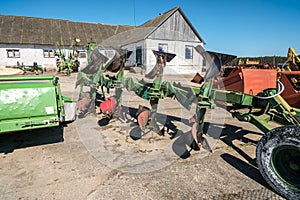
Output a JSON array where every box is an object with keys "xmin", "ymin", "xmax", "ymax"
[{"xmin": 0, "ymin": 71, "xmax": 284, "ymax": 199}]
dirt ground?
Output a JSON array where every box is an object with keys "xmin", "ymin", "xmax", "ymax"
[{"xmin": 0, "ymin": 70, "xmax": 284, "ymax": 200}]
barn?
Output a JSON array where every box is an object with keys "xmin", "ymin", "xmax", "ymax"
[
  {"xmin": 0, "ymin": 7, "xmax": 208, "ymax": 74},
  {"xmin": 0, "ymin": 15, "xmax": 134, "ymax": 71},
  {"xmin": 102, "ymin": 6, "xmax": 206, "ymax": 74}
]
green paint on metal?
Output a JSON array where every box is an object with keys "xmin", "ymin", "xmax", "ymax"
[
  {"xmin": 0, "ymin": 85, "xmax": 58, "ymax": 120},
  {"xmin": 0, "ymin": 76, "xmax": 73, "ymax": 134},
  {"xmin": 271, "ymin": 145, "xmax": 300, "ymax": 192}
]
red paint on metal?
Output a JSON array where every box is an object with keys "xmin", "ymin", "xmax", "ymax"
[
  {"xmin": 137, "ymin": 110, "xmax": 149, "ymax": 131},
  {"xmin": 214, "ymin": 68, "xmax": 277, "ymax": 95},
  {"xmin": 279, "ymin": 71, "xmax": 300, "ymax": 108},
  {"xmin": 100, "ymin": 96, "xmax": 117, "ymax": 116}
]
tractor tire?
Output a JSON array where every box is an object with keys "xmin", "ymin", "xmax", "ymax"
[{"xmin": 256, "ymin": 126, "xmax": 300, "ymax": 199}]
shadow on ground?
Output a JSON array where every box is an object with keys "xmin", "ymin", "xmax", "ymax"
[
  {"xmin": 96, "ymin": 106, "xmax": 281, "ymax": 197},
  {"xmin": 0, "ymin": 125, "xmax": 65, "ymax": 154},
  {"xmin": 218, "ymin": 123, "xmax": 264, "ymax": 166},
  {"xmin": 97, "ymin": 105, "xmax": 200, "ymax": 158},
  {"xmin": 217, "ymin": 124, "xmax": 280, "ymax": 196}
]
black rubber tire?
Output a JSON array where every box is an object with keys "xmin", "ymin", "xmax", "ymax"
[{"xmin": 256, "ymin": 125, "xmax": 300, "ymax": 199}]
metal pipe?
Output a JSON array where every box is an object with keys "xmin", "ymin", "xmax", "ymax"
[{"xmin": 0, "ymin": 76, "xmax": 56, "ymax": 82}]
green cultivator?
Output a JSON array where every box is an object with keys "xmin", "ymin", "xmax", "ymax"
[
  {"xmin": 76, "ymin": 44, "xmax": 300, "ymax": 199},
  {"xmin": 17, "ymin": 61, "xmax": 44, "ymax": 75},
  {"xmin": 0, "ymin": 76, "xmax": 76, "ymax": 134},
  {"xmin": 55, "ymin": 38, "xmax": 80, "ymax": 76}
]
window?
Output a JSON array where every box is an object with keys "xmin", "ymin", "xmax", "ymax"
[
  {"xmin": 7, "ymin": 49, "xmax": 20, "ymax": 58},
  {"xmin": 158, "ymin": 43, "xmax": 168, "ymax": 53},
  {"xmin": 185, "ymin": 45, "xmax": 193, "ymax": 59},
  {"xmin": 43, "ymin": 49, "xmax": 55, "ymax": 58},
  {"xmin": 78, "ymin": 51, "xmax": 86, "ymax": 58}
]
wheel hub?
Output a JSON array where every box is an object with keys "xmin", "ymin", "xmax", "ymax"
[{"xmin": 271, "ymin": 145, "xmax": 300, "ymax": 191}]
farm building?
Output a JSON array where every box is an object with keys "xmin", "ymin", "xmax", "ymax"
[
  {"xmin": 0, "ymin": 7, "xmax": 209, "ymax": 74},
  {"xmin": 0, "ymin": 14, "xmax": 134, "ymax": 71}
]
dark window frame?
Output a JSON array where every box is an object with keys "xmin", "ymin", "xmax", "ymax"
[
  {"xmin": 185, "ymin": 45, "xmax": 193, "ymax": 59},
  {"xmin": 7, "ymin": 49, "xmax": 20, "ymax": 58},
  {"xmin": 43, "ymin": 49, "xmax": 55, "ymax": 58},
  {"xmin": 78, "ymin": 51, "xmax": 87, "ymax": 58},
  {"xmin": 158, "ymin": 43, "xmax": 168, "ymax": 53}
]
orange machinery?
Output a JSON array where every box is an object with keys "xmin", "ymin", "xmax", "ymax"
[
  {"xmin": 214, "ymin": 67, "xmax": 278, "ymax": 95},
  {"xmin": 214, "ymin": 48, "xmax": 300, "ymax": 108}
]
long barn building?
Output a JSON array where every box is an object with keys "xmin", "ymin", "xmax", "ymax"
[{"xmin": 0, "ymin": 7, "xmax": 209, "ymax": 74}]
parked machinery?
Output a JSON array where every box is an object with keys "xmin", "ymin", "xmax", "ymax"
[
  {"xmin": 215, "ymin": 47, "xmax": 300, "ymax": 110},
  {"xmin": 55, "ymin": 38, "xmax": 80, "ymax": 75},
  {"xmin": 277, "ymin": 48, "xmax": 300, "ymax": 108},
  {"xmin": 285, "ymin": 47, "xmax": 300, "ymax": 71},
  {"xmin": 76, "ymin": 44, "xmax": 300, "ymax": 199},
  {"xmin": 16, "ymin": 61, "xmax": 44, "ymax": 75},
  {"xmin": 0, "ymin": 76, "xmax": 76, "ymax": 134}
]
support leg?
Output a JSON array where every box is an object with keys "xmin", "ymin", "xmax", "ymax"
[
  {"xmin": 195, "ymin": 107, "xmax": 212, "ymax": 152},
  {"xmin": 148, "ymin": 98, "xmax": 162, "ymax": 135}
]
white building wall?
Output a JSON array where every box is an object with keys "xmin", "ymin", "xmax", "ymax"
[
  {"xmin": 144, "ymin": 39, "xmax": 204, "ymax": 74},
  {"xmin": 122, "ymin": 40, "xmax": 145, "ymax": 67},
  {"xmin": 0, "ymin": 44, "xmax": 87, "ymax": 71},
  {"xmin": 0, "ymin": 44, "xmax": 56, "ymax": 70},
  {"xmin": 77, "ymin": 50, "xmax": 88, "ymax": 69},
  {"xmin": 0, "ymin": 41, "xmax": 205, "ymax": 75},
  {"xmin": 148, "ymin": 10, "xmax": 201, "ymax": 43}
]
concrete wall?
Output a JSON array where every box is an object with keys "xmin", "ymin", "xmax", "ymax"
[
  {"xmin": 122, "ymin": 39, "xmax": 205, "ymax": 75},
  {"xmin": 0, "ymin": 44, "xmax": 87, "ymax": 71},
  {"xmin": 0, "ymin": 42, "xmax": 205, "ymax": 75},
  {"xmin": 122, "ymin": 40, "xmax": 146, "ymax": 67},
  {"xmin": 144, "ymin": 39, "xmax": 205, "ymax": 74},
  {"xmin": 0, "ymin": 44, "xmax": 56, "ymax": 70},
  {"xmin": 77, "ymin": 50, "xmax": 88, "ymax": 70}
]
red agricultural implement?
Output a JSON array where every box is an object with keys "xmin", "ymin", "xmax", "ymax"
[{"xmin": 215, "ymin": 48, "xmax": 300, "ymax": 110}]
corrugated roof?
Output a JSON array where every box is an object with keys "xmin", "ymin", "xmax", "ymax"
[
  {"xmin": 84, "ymin": 8, "xmax": 180, "ymax": 48},
  {"xmin": 0, "ymin": 15, "xmax": 134, "ymax": 46},
  {"xmin": 0, "ymin": 6, "xmax": 205, "ymax": 47},
  {"xmin": 101, "ymin": 27, "xmax": 153, "ymax": 47}
]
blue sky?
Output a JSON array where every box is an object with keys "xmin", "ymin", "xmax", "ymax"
[{"xmin": 1, "ymin": 0, "xmax": 299, "ymax": 57}]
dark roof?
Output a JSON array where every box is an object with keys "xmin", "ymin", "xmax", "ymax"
[
  {"xmin": 0, "ymin": 7, "xmax": 204, "ymax": 47},
  {"xmin": 0, "ymin": 15, "xmax": 134, "ymax": 46},
  {"xmin": 101, "ymin": 27, "xmax": 153, "ymax": 47},
  {"xmin": 102, "ymin": 7, "xmax": 205, "ymax": 47}
]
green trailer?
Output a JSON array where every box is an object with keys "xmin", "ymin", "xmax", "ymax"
[{"xmin": 0, "ymin": 76, "xmax": 76, "ymax": 134}]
